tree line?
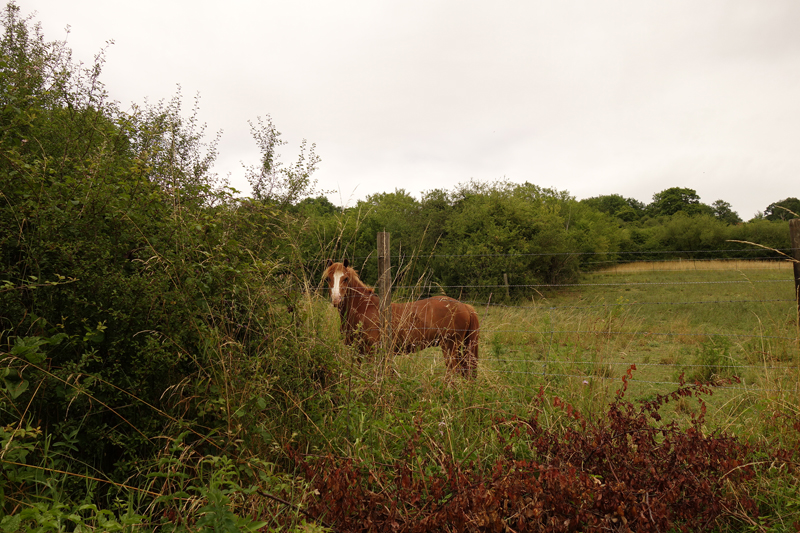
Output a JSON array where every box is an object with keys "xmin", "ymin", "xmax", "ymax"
[{"xmin": 289, "ymin": 184, "xmax": 793, "ymax": 300}]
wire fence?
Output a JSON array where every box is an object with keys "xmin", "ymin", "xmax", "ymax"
[
  {"xmin": 354, "ymin": 247, "xmax": 793, "ymax": 260},
  {"xmin": 325, "ymin": 248, "xmax": 799, "ymax": 396}
]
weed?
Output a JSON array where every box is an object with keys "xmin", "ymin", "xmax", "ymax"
[
  {"xmin": 685, "ymin": 335, "xmax": 737, "ymax": 383},
  {"xmin": 292, "ymin": 370, "xmax": 799, "ymax": 532}
]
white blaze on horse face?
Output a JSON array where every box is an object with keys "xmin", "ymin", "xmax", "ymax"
[{"xmin": 331, "ymin": 271, "xmax": 345, "ymax": 306}]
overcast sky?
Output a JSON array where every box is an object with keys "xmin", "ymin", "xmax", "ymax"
[{"xmin": 17, "ymin": 0, "xmax": 800, "ymax": 219}]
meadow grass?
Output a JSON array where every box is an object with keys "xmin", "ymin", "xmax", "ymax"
[
  {"xmin": 310, "ymin": 260, "xmax": 799, "ymax": 457},
  {"xmin": 298, "ymin": 260, "xmax": 800, "ymax": 529},
  {"xmin": 598, "ymin": 258, "xmax": 793, "ymax": 273},
  {"xmin": 477, "ymin": 262, "xmax": 798, "ymax": 430}
]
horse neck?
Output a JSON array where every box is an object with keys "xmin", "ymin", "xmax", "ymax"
[{"xmin": 342, "ymin": 284, "xmax": 378, "ymax": 317}]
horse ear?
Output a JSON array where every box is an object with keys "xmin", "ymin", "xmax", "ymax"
[
  {"xmin": 326, "ymin": 259, "xmax": 333, "ymax": 268},
  {"xmin": 343, "ymin": 258, "xmax": 350, "ymax": 268}
]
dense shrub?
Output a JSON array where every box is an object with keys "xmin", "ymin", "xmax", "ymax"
[
  {"xmin": 318, "ymin": 181, "xmax": 623, "ymax": 301},
  {"xmin": 1, "ymin": 4, "xmax": 336, "ymax": 524}
]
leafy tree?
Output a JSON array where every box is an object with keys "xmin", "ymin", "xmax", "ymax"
[
  {"xmin": 649, "ymin": 213, "xmax": 728, "ymax": 254},
  {"xmin": 0, "ymin": 0, "xmax": 246, "ymax": 480},
  {"xmin": 728, "ymin": 219, "xmax": 791, "ymax": 255},
  {"xmin": 423, "ymin": 180, "xmax": 621, "ymax": 298},
  {"xmin": 648, "ymin": 187, "xmax": 713, "ymax": 217},
  {"xmin": 417, "ymin": 188, "xmax": 454, "ymax": 248},
  {"xmin": 332, "ymin": 189, "xmax": 425, "ymax": 283},
  {"xmin": 711, "ymin": 199, "xmax": 742, "ymax": 225},
  {"xmin": 293, "ymin": 195, "xmax": 339, "ymax": 217},
  {"xmin": 581, "ymin": 194, "xmax": 645, "ymax": 222},
  {"xmin": 764, "ymin": 197, "xmax": 800, "ymax": 221},
  {"xmin": 301, "ymin": 180, "xmax": 628, "ymax": 300},
  {"xmin": 245, "ymin": 115, "xmax": 324, "ymax": 205}
]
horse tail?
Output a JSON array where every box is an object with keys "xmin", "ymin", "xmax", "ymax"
[{"xmin": 464, "ymin": 304, "xmax": 480, "ymax": 379}]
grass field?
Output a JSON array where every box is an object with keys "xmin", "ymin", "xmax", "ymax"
[
  {"xmin": 399, "ymin": 261, "xmax": 794, "ymax": 419},
  {"xmin": 297, "ymin": 260, "xmax": 800, "ymax": 530},
  {"xmin": 598, "ymin": 258, "xmax": 793, "ymax": 273},
  {"xmin": 313, "ymin": 260, "xmax": 799, "ymax": 450}
]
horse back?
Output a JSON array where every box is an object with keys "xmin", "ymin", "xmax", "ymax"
[{"xmin": 394, "ymin": 297, "xmax": 472, "ymax": 339}]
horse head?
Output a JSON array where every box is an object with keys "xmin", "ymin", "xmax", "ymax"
[{"xmin": 324, "ymin": 258, "xmax": 355, "ymax": 308}]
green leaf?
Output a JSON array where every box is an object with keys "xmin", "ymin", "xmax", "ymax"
[
  {"xmin": 83, "ymin": 322, "xmax": 107, "ymax": 343},
  {"xmin": 5, "ymin": 378, "xmax": 29, "ymax": 399},
  {"xmin": 48, "ymin": 333, "xmax": 68, "ymax": 345},
  {"xmin": 11, "ymin": 336, "xmax": 48, "ymax": 364},
  {"xmin": 1, "ymin": 514, "xmax": 21, "ymax": 533}
]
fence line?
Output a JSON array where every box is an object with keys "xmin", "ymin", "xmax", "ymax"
[
  {"xmin": 353, "ymin": 247, "xmax": 793, "ymax": 260},
  {"xmin": 487, "ymin": 329, "xmax": 797, "ymax": 340},
  {"xmin": 318, "ymin": 322, "xmax": 797, "ymax": 342},
  {"xmin": 325, "ymin": 243, "xmax": 799, "ymax": 396},
  {"xmin": 391, "ymin": 279, "xmax": 793, "ymax": 291},
  {"xmin": 466, "ymin": 297, "xmax": 794, "ymax": 309}
]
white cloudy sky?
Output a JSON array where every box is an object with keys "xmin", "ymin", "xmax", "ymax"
[{"xmin": 18, "ymin": 0, "xmax": 800, "ymax": 219}]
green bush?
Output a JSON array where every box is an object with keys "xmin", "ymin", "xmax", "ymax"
[{"xmin": 1, "ymin": 4, "xmax": 339, "ymax": 526}]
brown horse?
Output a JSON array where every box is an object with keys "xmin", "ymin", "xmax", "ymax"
[{"xmin": 323, "ymin": 259, "xmax": 479, "ymax": 378}]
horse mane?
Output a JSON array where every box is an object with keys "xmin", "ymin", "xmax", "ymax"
[
  {"xmin": 344, "ymin": 266, "xmax": 373, "ymax": 292},
  {"xmin": 323, "ymin": 262, "xmax": 374, "ymax": 293}
]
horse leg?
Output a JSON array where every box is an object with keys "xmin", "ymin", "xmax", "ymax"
[
  {"xmin": 465, "ymin": 342, "xmax": 477, "ymax": 379},
  {"xmin": 457, "ymin": 334, "xmax": 478, "ymax": 379},
  {"xmin": 457, "ymin": 342, "xmax": 470, "ymax": 378},
  {"xmin": 451, "ymin": 321, "xmax": 472, "ymax": 378},
  {"xmin": 465, "ymin": 308, "xmax": 480, "ymax": 379},
  {"xmin": 441, "ymin": 339, "xmax": 457, "ymax": 375}
]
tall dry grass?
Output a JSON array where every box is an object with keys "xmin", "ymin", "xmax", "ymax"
[{"xmin": 600, "ymin": 258, "xmax": 793, "ymax": 273}]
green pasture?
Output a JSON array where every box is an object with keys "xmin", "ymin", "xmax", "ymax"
[
  {"xmin": 288, "ymin": 262, "xmax": 800, "ymax": 531},
  {"xmin": 308, "ymin": 261, "xmax": 799, "ymax": 464}
]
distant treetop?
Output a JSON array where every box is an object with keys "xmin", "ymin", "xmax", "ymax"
[{"xmin": 764, "ymin": 197, "xmax": 800, "ymax": 221}]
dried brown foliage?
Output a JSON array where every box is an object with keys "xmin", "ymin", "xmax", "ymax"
[{"xmin": 288, "ymin": 366, "xmax": 799, "ymax": 532}]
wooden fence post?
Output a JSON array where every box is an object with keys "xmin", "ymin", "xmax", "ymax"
[
  {"xmin": 790, "ymin": 219, "xmax": 800, "ymax": 319},
  {"xmin": 377, "ymin": 232, "xmax": 392, "ymax": 356}
]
